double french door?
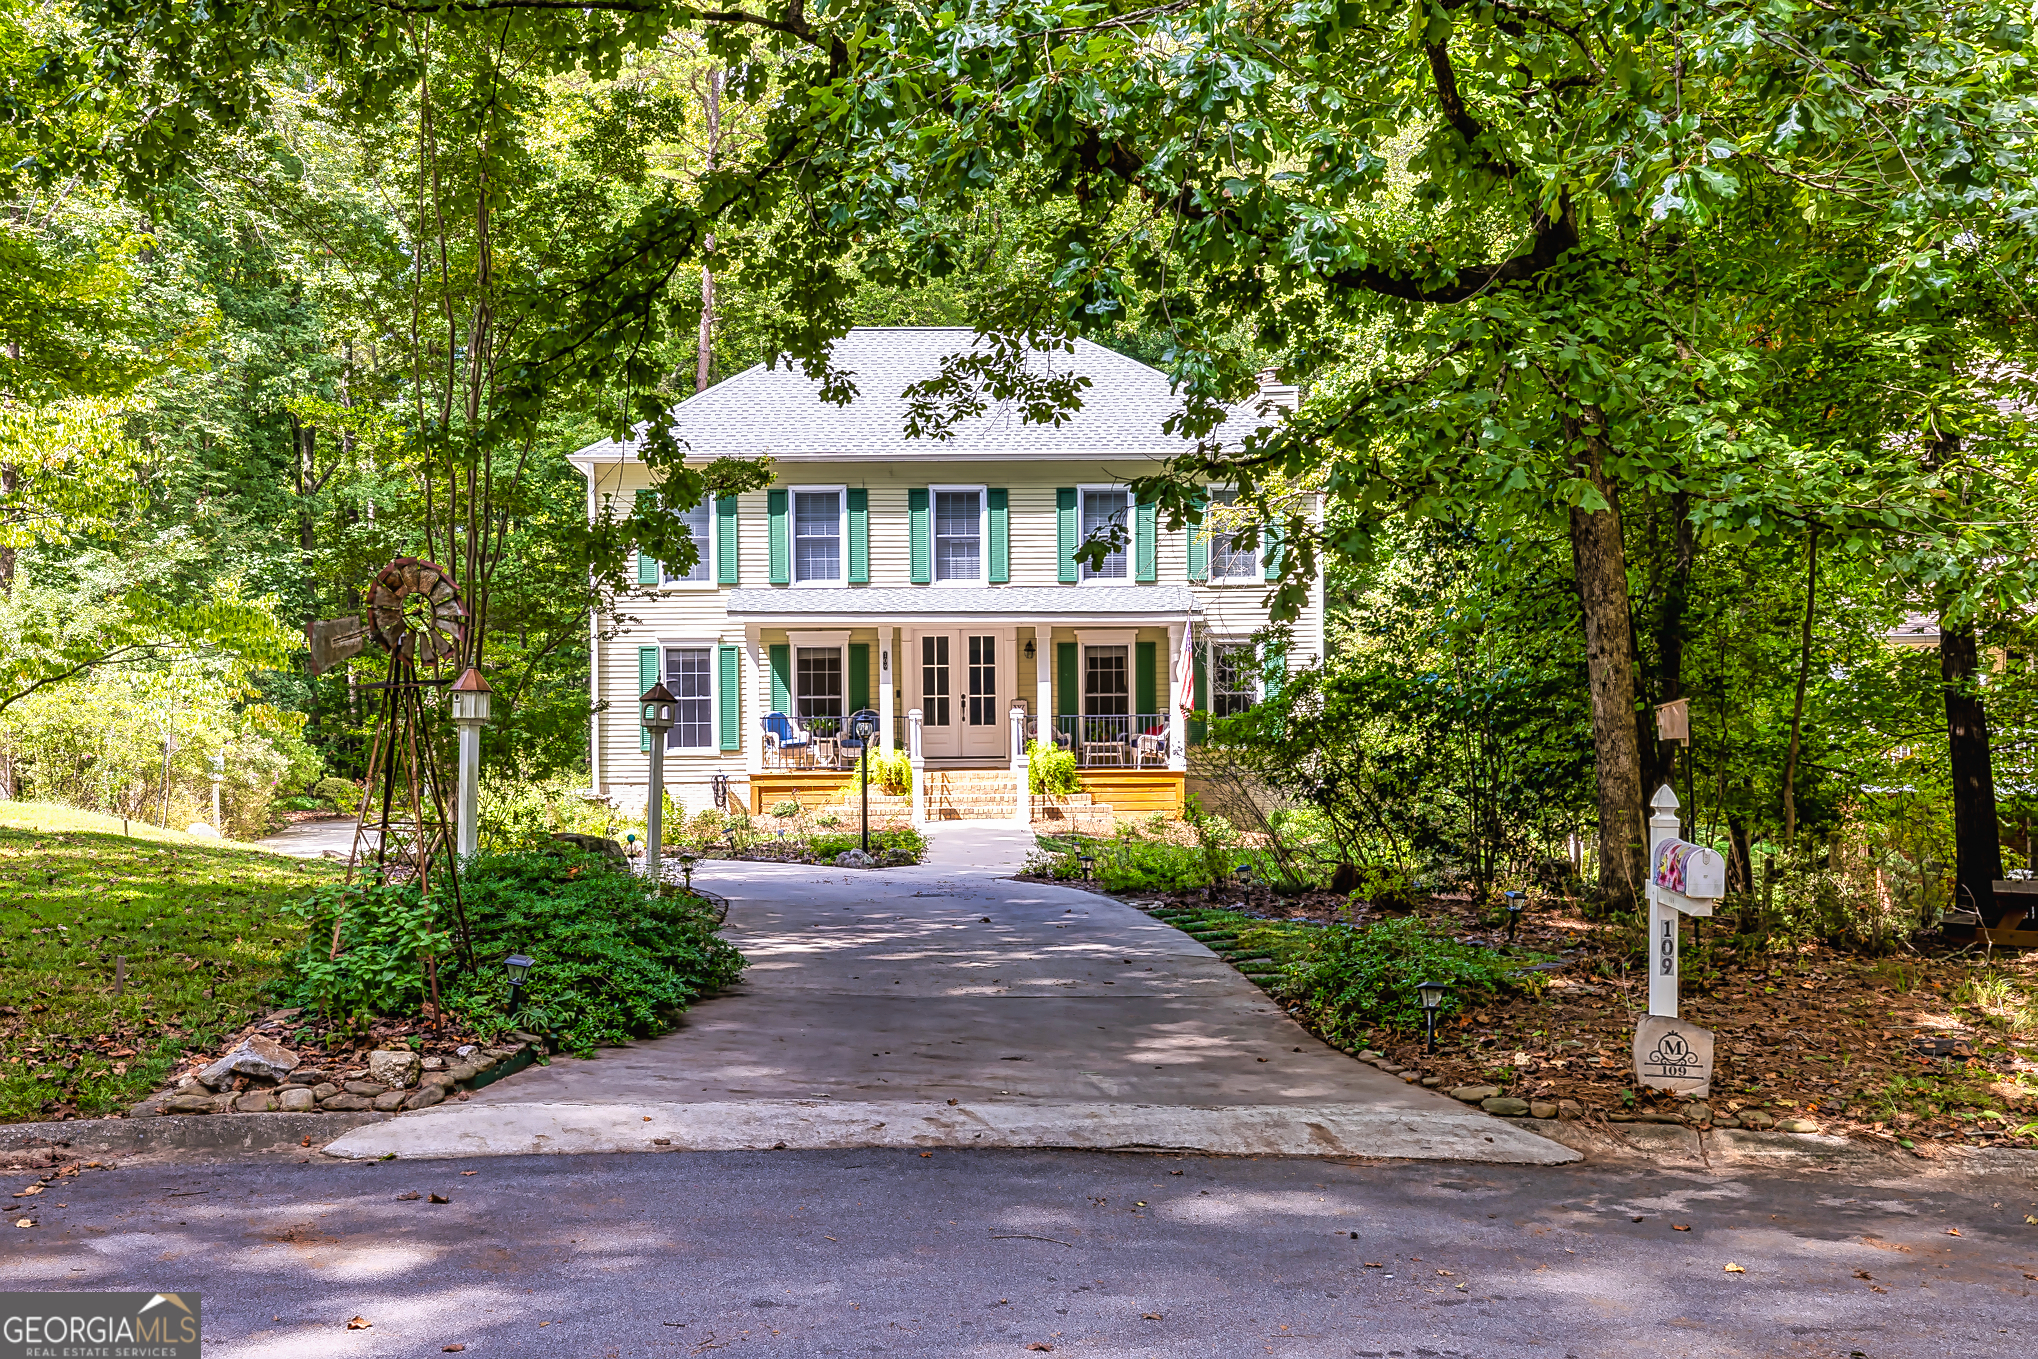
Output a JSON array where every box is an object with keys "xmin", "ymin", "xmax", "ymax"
[{"xmin": 916, "ymin": 631, "xmax": 1005, "ymax": 758}]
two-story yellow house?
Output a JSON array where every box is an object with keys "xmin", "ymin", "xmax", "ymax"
[{"xmin": 570, "ymin": 328, "xmax": 1322, "ymax": 824}]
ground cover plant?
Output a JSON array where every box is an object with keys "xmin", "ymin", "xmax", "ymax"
[
  {"xmin": 0, "ymin": 802, "xmax": 342, "ymax": 1121},
  {"xmin": 281, "ymin": 848, "xmax": 744, "ymax": 1054}
]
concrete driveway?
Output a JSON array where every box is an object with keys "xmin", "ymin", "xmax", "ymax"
[{"xmin": 328, "ymin": 825, "xmax": 1571, "ymax": 1163}]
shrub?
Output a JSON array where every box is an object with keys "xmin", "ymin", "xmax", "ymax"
[
  {"xmin": 870, "ymin": 748, "xmax": 913, "ymax": 795},
  {"xmin": 1273, "ymin": 915, "xmax": 1547, "ymax": 1046},
  {"xmin": 312, "ymin": 777, "xmax": 362, "ymax": 814},
  {"xmin": 476, "ymin": 775, "xmax": 618, "ymax": 850},
  {"xmin": 809, "ymin": 826, "xmax": 927, "ymax": 865},
  {"xmin": 1028, "ymin": 739, "xmax": 1081, "ymax": 796},
  {"xmin": 768, "ymin": 799, "xmax": 803, "ymax": 818},
  {"xmin": 279, "ymin": 849, "xmax": 745, "ymax": 1051},
  {"xmin": 1029, "ymin": 827, "xmax": 1210, "ymax": 891}
]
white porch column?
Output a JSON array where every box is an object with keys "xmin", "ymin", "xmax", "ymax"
[
  {"xmin": 879, "ymin": 628, "xmax": 896, "ymax": 754},
  {"xmin": 1166, "ymin": 620, "xmax": 1188, "ymax": 771},
  {"xmin": 744, "ymin": 626, "xmax": 765, "ymax": 777},
  {"xmin": 907, "ymin": 708, "xmax": 926, "ymax": 827},
  {"xmin": 1009, "ymin": 705, "xmax": 1030, "ymax": 827},
  {"xmin": 1034, "ymin": 625, "xmax": 1054, "ymax": 754}
]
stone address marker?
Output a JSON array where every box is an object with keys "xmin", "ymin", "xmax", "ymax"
[{"xmin": 1631, "ymin": 1014, "xmax": 1714, "ymax": 1099}]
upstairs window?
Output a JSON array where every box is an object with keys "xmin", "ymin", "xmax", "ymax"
[
  {"xmin": 934, "ymin": 490, "xmax": 982, "ymax": 582},
  {"xmin": 794, "ymin": 490, "xmax": 841, "ymax": 582},
  {"xmin": 1207, "ymin": 488, "xmax": 1260, "ymax": 581},
  {"xmin": 1081, "ymin": 488, "xmax": 1129, "ymax": 581},
  {"xmin": 662, "ymin": 500, "xmax": 712, "ymax": 584}
]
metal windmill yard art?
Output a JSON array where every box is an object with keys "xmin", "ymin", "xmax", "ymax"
[{"xmin": 307, "ymin": 557, "xmax": 477, "ymax": 973}]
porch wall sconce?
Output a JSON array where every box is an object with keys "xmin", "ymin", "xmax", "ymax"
[{"xmin": 1023, "ymin": 638, "xmax": 1036, "ymax": 660}]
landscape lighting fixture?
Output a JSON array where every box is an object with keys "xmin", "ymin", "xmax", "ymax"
[
  {"xmin": 1416, "ymin": 980, "xmax": 1448, "ymax": 1053},
  {"xmin": 1078, "ymin": 853, "xmax": 1095, "ymax": 882},
  {"xmin": 1503, "ymin": 890, "xmax": 1525, "ymax": 941},
  {"xmin": 505, "ymin": 952, "xmax": 534, "ymax": 1016}
]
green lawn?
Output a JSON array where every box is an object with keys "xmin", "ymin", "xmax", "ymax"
[{"xmin": 0, "ymin": 801, "xmax": 342, "ymax": 1122}]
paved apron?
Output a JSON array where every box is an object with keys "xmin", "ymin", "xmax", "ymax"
[{"xmin": 327, "ymin": 825, "xmax": 1573, "ymax": 1163}]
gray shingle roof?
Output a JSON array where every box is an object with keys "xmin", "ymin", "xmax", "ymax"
[
  {"xmin": 724, "ymin": 586, "xmax": 1197, "ymax": 619},
  {"xmin": 569, "ymin": 328, "xmax": 1283, "ymax": 464}
]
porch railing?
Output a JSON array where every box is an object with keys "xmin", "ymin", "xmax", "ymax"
[{"xmin": 1048, "ymin": 713, "xmax": 1171, "ymax": 768}]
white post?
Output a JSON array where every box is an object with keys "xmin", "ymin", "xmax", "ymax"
[
  {"xmin": 879, "ymin": 630, "xmax": 896, "ymax": 754},
  {"xmin": 1010, "ymin": 705, "xmax": 1030, "ymax": 827},
  {"xmin": 1034, "ymin": 626, "xmax": 1054, "ymax": 755},
  {"xmin": 646, "ymin": 731, "xmax": 666, "ymax": 881},
  {"xmin": 1166, "ymin": 620, "xmax": 1187, "ymax": 771},
  {"xmin": 456, "ymin": 721, "xmax": 481, "ymax": 857},
  {"xmin": 744, "ymin": 627, "xmax": 765, "ymax": 776},
  {"xmin": 907, "ymin": 707, "xmax": 926, "ymax": 827},
  {"xmin": 1647, "ymin": 784, "xmax": 1682, "ymax": 1018}
]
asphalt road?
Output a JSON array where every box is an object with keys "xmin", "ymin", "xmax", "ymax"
[{"xmin": 7, "ymin": 1148, "xmax": 2034, "ymax": 1358}]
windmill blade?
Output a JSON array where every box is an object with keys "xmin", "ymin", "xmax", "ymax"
[{"xmin": 306, "ymin": 616, "xmax": 368, "ymax": 677}]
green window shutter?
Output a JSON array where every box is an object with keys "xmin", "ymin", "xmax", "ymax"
[
  {"xmin": 1190, "ymin": 652, "xmax": 1207, "ymax": 745},
  {"xmin": 1263, "ymin": 642, "xmax": 1287, "ymax": 701},
  {"xmin": 1186, "ymin": 492, "xmax": 1209, "ymax": 582},
  {"xmin": 1264, "ymin": 516, "xmax": 1285, "ymax": 578},
  {"xmin": 847, "ymin": 488, "xmax": 869, "ymax": 584},
  {"xmin": 1134, "ymin": 498, "xmax": 1158, "ymax": 583},
  {"xmin": 717, "ymin": 644, "xmax": 741, "ymax": 750},
  {"xmin": 849, "ymin": 642, "xmax": 871, "ymax": 712},
  {"xmin": 767, "ymin": 489, "xmax": 789, "ymax": 584},
  {"xmin": 635, "ymin": 488, "xmax": 660, "ymax": 585},
  {"xmin": 769, "ymin": 644, "xmax": 791, "ymax": 713},
  {"xmin": 908, "ymin": 488, "xmax": 930, "ymax": 584},
  {"xmin": 987, "ymin": 488, "xmax": 1009, "ymax": 583},
  {"xmin": 1135, "ymin": 641, "xmax": 1157, "ymax": 717},
  {"xmin": 1056, "ymin": 487, "xmax": 1078, "ymax": 583},
  {"xmin": 1056, "ymin": 642, "xmax": 1078, "ymax": 716},
  {"xmin": 638, "ymin": 645, "xmax": 659, "ymax": 752},
  {"xmin": 715, "ymin": 495, "xmax": 739, "ymax": 585}
]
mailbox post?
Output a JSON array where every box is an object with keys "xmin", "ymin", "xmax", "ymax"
[{"xmin": 1635, "ymin": 784, "xmax": 1726, "ymax": 1097}]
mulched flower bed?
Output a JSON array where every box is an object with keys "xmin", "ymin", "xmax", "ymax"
[{"xmin": 1117, "ymin": 883, "xmax": 2038, "ymax": 1154}]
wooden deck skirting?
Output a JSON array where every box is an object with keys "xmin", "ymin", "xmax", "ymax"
[
  {"xmin": 1073, "ymin": 770, "xmax": 1184, "ymax": 815},
  {"xmin": 748, "ymin": 768, "xmax": 1185, "ymax": 817}
]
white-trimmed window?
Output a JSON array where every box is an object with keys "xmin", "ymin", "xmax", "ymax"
[
  {"xmin": 1080, "ymin": 486, "xmax": 1129, "ymax": 582},
  {"xmin": 661, "ymin": 500, "xmax": 713, "ymax": 585},
  {"xmin": 796, "ymin": 647, "xmax": 843, "ymax": 723},
  {"xmin": 1085, "ymin": 644, "xmax": 1130, "ymax": 716},
  {"xmin": 933, "ymin": 487, "xmax": 984, "ymax": 583},
  {"xmin": 794, "ymin": 488, "xmax": 844, "ymax": 584},
  {"xmin": 662, "ymin": 645, "xmax": 715, "ymax": 748},
  {"xmin": 1211, "ymin": 643, "xmax": 1257, "ymax": 717},
  {"xmin": 1207, "ymin": 487, "xmax": 1261, "ymax": 582}
]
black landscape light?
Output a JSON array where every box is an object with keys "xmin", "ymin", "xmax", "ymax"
[
  {"xmin": 1503, "ymin": 890, "xmax": 1525, "ymax": 941},
  {"xmin": 505, "ymin": 952, "xmax": 534, "ymax": 1016},
  {"xmin": 678, "ymin": 852, "xmax": 699, "ymax": 890},
  {"xmin": 1078, "ymin": 852, "xmax": 1095, "ymax": 882},
  {"xmin": 1416, "ymin": 979, "xmax": 1448, "ymax": 1053},
  {"xmin": 850, "ymin": 709, "xmax": 882, "ymax": 854}
]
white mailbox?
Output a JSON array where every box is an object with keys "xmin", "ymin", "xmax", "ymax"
[{"xmin": 1644, "ymin": 785, "xmax": 1725, "ymax": 1020}]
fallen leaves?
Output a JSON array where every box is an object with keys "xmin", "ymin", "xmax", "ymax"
[
  {"xmin": 1945, "ymin": 1227, "xmax": 1962, "ymax": 1237},
  {"xmin": 1672, "ymin": 1224, "xmax": 1690, "ymax": 1232},
  {"xmin": 14, "ymin": 1218, "xmax": 34, "ymax": 1229},
  {"xmin": 1025, "ymin": 1346, "xmax": 1054, "ymax": 1353},
  {"xmin": 1434, "ymin": 1270, "xmax": 1453, "ymax": 1277},
  {"xmin": 429, "ymin": 1194, "xmax": 450, "ymax": 1204},
  {"xmin": 1363, "ymin": 1262, "xmax": 1384, "ymax": 1268},
  {"xmin": 346, "ymin": 1317, "xmax": 371, "ymax": 1330},
  {"xmin": 1141, "ymin": 1313, "xmax": 1162, "ymax": 1321},
  {"xmin": 1853, "ymin": 1270, "xmax": 1873, "ymax": 1280},
  {"xmin": 396, "ymin": 1191, "xmax": 421, "ymax": 1201},
  {"xmin": 462, "ymin": 1171, "xmax": 477, "ymax": 1176},
  {"xmin": 1723, "ymin": 1263, "xmax": 1745, "ymax": 1274},
  {"xmin": 12, "ymin": 1186, "xmax": 43, "ymax": 1198},
  {"xmin": 443, "ymin": 1347, "xmax": 465, "ymax": 1353}
]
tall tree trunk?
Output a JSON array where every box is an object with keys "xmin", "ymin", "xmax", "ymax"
[
  {"xmin": 290, "ymin": 413, "xmax": 317, "ymax": 624},
  {"xmin": 0, "ymin": 461, "xmax": 15, "ymax": 596},
  {"xmin": 695, "ymin": 66, "xmax": 723, "ymax": 396},
  {"xmin": 1640, "ymin": 490, "xmax": 1696, "ymax": 822},
  {"xmin": 1781, "ymin": 525, "xmax": 1818, "ymax": 842},
  {"xmin": 1566, "ymin": 419, "xmax": 1646, "ymax": 911},
  {"xmin": 1940, "ymin": 620, "xmax": 2003, "ymax": 923}
]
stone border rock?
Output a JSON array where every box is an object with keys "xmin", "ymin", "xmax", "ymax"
[{"xmin": 126, "ymin": 1038, "xmax": 542, "ymax": 1120}]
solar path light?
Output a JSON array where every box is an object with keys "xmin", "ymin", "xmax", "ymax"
[{"xmin": 1416, "ymin": 979, "xmax": 1448, "ymax": 1053}]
